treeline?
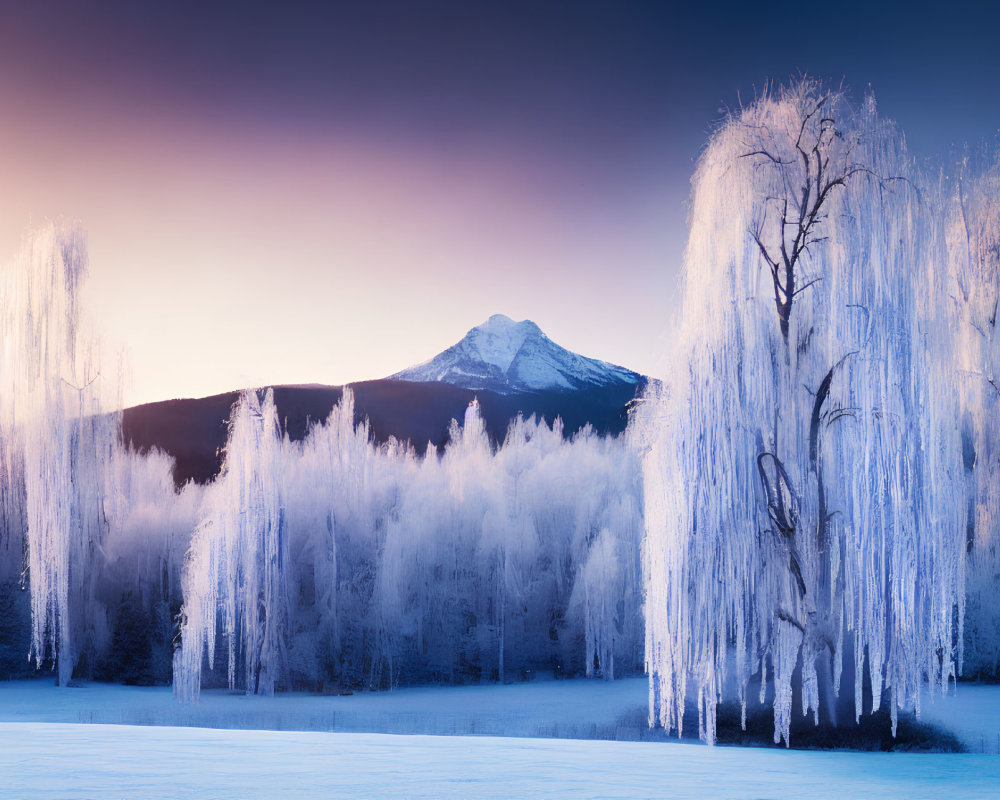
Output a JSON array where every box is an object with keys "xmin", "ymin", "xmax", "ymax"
[
  {"xmin": 2, "ymin": 389, "xmax": 644, "ymax": 691},
  {"xmin": 173, "ymin": 388, "xmax": 643, "ymax": 696},
  {"xmin": 0, "ymin": 226, "xmax": 644, "ymax": 689},
  {"xmin": 0, "ymin": 226, "xmax": 642, "ymax": 692}
]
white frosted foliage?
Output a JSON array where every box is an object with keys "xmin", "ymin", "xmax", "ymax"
[
  {"xmin": 175, "ymin": 387, "xmax": 644, "ymax": 696},
  {"xmin": 574, "ymin": 529, "xmax": 622, "ymax": 681},
  {"xmin": 949, "ymin": 156, "xmax": 1000, "ymax": 678},
  {"xmin": 0, "ymin": 224, "xmax": 119, "ymax": 685},
  {"xmin": 635, "ymin": 82, "xmax": 967, "ymax": 745},
  {"xmin": 174, "ymin": 389, "xmax": 288, "ymax": 700}
]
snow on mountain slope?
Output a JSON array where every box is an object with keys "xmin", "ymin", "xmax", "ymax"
[{"xmin": 390, "ymin": 314, "xmax": 639, "ymax": 394}]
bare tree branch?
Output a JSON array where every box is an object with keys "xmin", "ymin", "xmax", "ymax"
[
  {"xmin": 777, "ymin": 609, "xmax": 805, "ymax": 634},
  {"xmin": 739, "ymin": 149, "xmax": 792, "ymax": 166},
  {"xmin": 791, "ymin": 276, "xmax": 824, "ymax": 298}
]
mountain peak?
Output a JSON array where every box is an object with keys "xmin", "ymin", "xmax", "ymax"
[
  {"xmin": 389, "ymin": 315, "xmax": 639, "ymax": 394},
  {"xmin": 483, "ymin": 312, "xmax": 516, "ymax": 327},
  {"xmin": 481, "ymin": 313, "xmax": 539, "ymax": 332}
]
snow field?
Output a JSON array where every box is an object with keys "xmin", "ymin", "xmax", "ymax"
[
  {"xmin": 2, "ymin": 722, "xmax": 998, "ymax": 800},
  {"xmin": 3, "ymin": 676, "xmax": 997, "ymax": 746}
]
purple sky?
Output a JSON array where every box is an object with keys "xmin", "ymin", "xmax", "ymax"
[{"xmin": 1, "ymin": 1, "xmax": 997, "ymax": 405}]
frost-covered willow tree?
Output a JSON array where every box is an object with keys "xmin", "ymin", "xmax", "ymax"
[
  {"xmin": 635, "ymin": 81, "xmax": 966, "ymax": 745},
  {"xmin": 174, "ymin": 389, "xmax": 288, "ymax": 700},
  {"xmin": 0, "ymin": 224, "xmax": 120, "ymax": 686},
  {"xmin": 949, "ymin": 155, "xmax": 1000, "ymax": 678}
]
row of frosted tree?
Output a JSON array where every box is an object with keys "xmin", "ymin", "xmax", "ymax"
[
  {"xmin": 0, "ymin": 233, "xmax": 643, "ymax": 691},
  {"xmin": 173, "ymin": 388, "xmax": 643, "ymax": 698},
  {"xmin": 633, "ymin": 80, "xmax": 1000, "ymax": 745}
]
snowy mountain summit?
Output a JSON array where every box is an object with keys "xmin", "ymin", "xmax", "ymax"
[{"xmin": 390, "ymin": 314, "xmax": 639, "ymax": 394}]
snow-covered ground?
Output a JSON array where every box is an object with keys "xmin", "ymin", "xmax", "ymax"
[
  {"xmin": 2, "ymin": 723, "xmax": 998, "ymax": 800},
  {"xmin": 1, "ymin": 678, "xmax": 997, "ymax": 798}
]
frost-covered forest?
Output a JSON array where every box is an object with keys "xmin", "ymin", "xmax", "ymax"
[
  {"xmin": 0, "ymin": 236, "xmax": 643, "ymax": 693},
  {"xmin": 172, "ymin": 388, "xmax": 643, "ymax": 698},
  {"xmin": 1, "ymin": 80, "xmax": 999, "ymax": 752}
]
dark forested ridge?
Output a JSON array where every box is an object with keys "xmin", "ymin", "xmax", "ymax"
[{"xmin": 122, "ymin": 378, "xmax": 644, "ymax": 486}]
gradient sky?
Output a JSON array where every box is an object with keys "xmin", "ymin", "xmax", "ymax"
[{"xmin": 1, "ymin": 0, "xmax": 998, "ymax": 405}]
